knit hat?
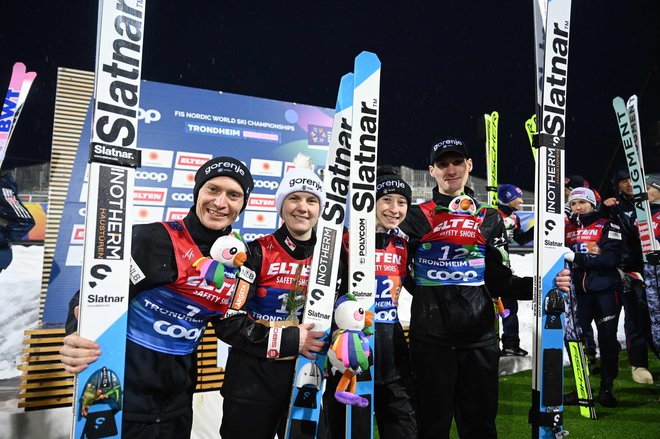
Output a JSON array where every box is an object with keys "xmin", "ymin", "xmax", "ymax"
[
  {"xmin": 275, "ymin": 154, "xmax": 325, "ymax": 214},
  {"xmin": 565, "ymin": 175, "xmax": 589, "ymax": 190},
  {"xmin": 568, "ymin": 187, "xmax": 597, "ymax": 207},
  {"xmin": 193, "ymin": 157, "xmax": 254, "ymax": 212},
  {"xmin": 376, "ymin": 166, "xmax": 412, "ymax": 206},
  {"xmin": 647, "ymin": 173, "xmax": 660, "ymax": 191},
  {"xmin": 497, "ymin": 184, "xmax": 523, "ymax": 204},
  {"xmin": 429, "ymin": 137, "xmax": 469, "ymax": 164},
  {"xmin": 612, "ymin": 168, "xmax": 630, "ymax": 185}
]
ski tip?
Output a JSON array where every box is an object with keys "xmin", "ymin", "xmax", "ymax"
[
  {"xmin": 12, "ymin": 62, "xmax": 27, "ymax": 72},
  {"xmin": 354, "ymin": 51, "xmax": 381, "ymax": 84},
  {"xmin": 336, "ymin": 74, "xmax": 354, "ymax": 112},
  {"xmin": 612, "ymin": 96, "xmax": 624, "ymax": 105}
]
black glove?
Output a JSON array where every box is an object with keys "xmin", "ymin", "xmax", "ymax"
[{"xmin": 646, "ymin": 251, "xmax": 660, "ymax": 266}]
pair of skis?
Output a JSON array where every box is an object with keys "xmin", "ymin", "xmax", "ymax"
[
  {"xmin": 0, "ymin": 62, "xmax": 37, "ymax": 170},
  {"xmin": 285, "ymin": 52, "xmax": 380, "ymax": 439},
  {"xmin": 612, "ymin": 95, "xmax": 659, "ymax": 258},
  {"xmin": 612, "ymin": 95, "xmax": 660, "ymax": 356},
  {"xmin": 529, "ymin": 0, "xmax": 573, "ymax": 438},
  {"xmin": 72, "ymin": 1, "xmax": 146, "ymax": 438},
  {"xmin": 526, "ymin": 109, "xmax": 597, "ymax": 423},
  {"xmin": 484, "ymin": 111, "xmax": 499, "ymax": 207}
]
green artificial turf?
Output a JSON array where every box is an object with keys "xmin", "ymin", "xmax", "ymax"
[
  {"xmin": 492, "ymin": 352, "xmax": 659, "ymax": 438},
  {"xmin": 373, "ymin": 352, "xmax": 658, "ymax": 438}
]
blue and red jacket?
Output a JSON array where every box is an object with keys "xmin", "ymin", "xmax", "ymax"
[{"xmin": 565, "ymin": 211, "xmax": 623, "ymax": 294}]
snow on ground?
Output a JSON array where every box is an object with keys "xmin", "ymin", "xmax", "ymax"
[{"xmin": 0, "ymin": 245, "xmax": 43, "ymax": 379}]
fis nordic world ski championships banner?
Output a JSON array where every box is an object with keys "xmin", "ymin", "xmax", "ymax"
[{"xmin": 42, "ymin": 80, "xmax": 333, "ymax": 324}]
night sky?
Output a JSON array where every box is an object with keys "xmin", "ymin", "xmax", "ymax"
[{"xmin": 2, "ymin": 1, "xmax": 659, "ymax": 197}]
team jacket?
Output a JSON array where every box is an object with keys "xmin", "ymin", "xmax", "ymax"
[
  {"xmin": 565, "ymin": 211, "xmax": 623, "ymax": 294},
  {"xmin": 216, "ymin": 226, "xmax": 316, "ymax": 407},
  {"xmin": 400, "ymin": 188, "xmax": 532, "ymax": 348},
  {"xmin": 652, "ymin": 204, "xmax": 660, "ymax": 241},
  {"xmin": 66, "ymin": 208, "xmax": 233, "ymax": 424},
  {"xmin": 499, "ymin": 204, "xmax": 534, "ymax": 246},
  {"xmin": 603, "ymin": 192, "xmax": 644, "ymax": 272},
  {"xmin": 127, "ymin": 220, "xmax": 236, "ymax": 355},
  {"xmin": 375, "ymin": 231, "xmax": 413, "ymax": 385},
  {"xmin": 0, "ymin": 174, "xmax": 35, "ymax": 247}
]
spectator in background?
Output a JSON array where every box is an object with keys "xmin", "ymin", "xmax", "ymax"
[
  {"xmin": 565, "ymin": 174, "xmax": 600, "ymax": 361},
  {"xmin": 603, "ymin": 168, "xmax": 656, "ymax": 385},
  {"xmin": 565, "ymin": 187, "xmax": 624, "ymax": 407},
  {"xmin": 0, "ymin": 173, "xmax": 36, "ymax": 273},
  {"xmin": 497, "ymin": 184, "xmax": 535, "ymax": 356},
  {"xmin": 643, "ymin": 173, "xmax": 660, "ymax": 355}
]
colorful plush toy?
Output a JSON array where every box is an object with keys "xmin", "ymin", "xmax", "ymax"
[
  {"xmin": 447, "ymin": 195, "xmax": 510, "ymax": 318},
  {"xmin": 327, "ymin": 292, "xmax": 374, "ymax": 407},
  {"xmin": 193, "ymin": 232, "xmax": 247, "ymax": 288},
  {"xmin": 448, "ymin": 194, "xmax": 478, "ymax": 215}
]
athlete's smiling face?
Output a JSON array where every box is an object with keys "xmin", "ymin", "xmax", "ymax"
[
  {"xmin": 280, "ymin": 191, "xmax": 320, "ymax": 241},
  {"xmin": 195, "ymin": 176, "xmax": 244, "ymax": 231},
  {"xmin": 429, "ymin": 152, "xmax": 473, "ymax": 196},
  {"xmin": 376, "ymin": 194, "xmax": 408, "ymax": 231}
]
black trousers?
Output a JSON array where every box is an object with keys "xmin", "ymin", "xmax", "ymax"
[
  {"xmin": 410, "ymin": 340, "xmax": 499, "ymax": 439},
  {"xmin": 121, "ymin": 412, "xmax": 193, "ymax": 439},
  {"xmin": 621, "ymin": 279, "xmax": 656, "ymax": 366},
  {"xmin": 220, "ymin": 399, "xmax": 286, "ymax": 439},
  {"xmin": 501, "ymin": 297, "xmax": 520, "ymax": 349},
  {"xmin": 577, "ymin": 290, "xmax": 620, "ymax": 390},
  {"xmin": 374, "ymin": 377, "xmax": 418, "ymax": 439}
]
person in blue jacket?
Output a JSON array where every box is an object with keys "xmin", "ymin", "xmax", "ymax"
[
  {"xmin": 0, "ymin": 174, "xmax": 35, "ymax": 273},
  {"xmin": 565, "ymin": 187, "xmax": 624, "ymax": 407}
]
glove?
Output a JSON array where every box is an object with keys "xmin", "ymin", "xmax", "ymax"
[
  {"xmin": 647, "ymin": 250, "xmax": 660, "ymax": 266},
  {"xmin": 562, "ymin": 247, "xmax": 575, "ymax": 263}
]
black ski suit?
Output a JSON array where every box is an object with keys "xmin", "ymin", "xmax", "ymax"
[
  {"xmin": 400, "ymin": 189, "xmax": 532, "ymax": 439},
  {"xmin": 565, "ymin": 210, "xmax": 624, "ymax": 391},
  {"xmin": 216, "ymin": 226, "xmax": 325, "ymax": 439},
  {"xmin": 66, "ymin": 208, "xmax": 233, "ymax": 438}
]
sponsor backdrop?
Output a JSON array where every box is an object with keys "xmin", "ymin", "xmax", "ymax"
[{"xmin": 42, "ymin": 80, "xmax": 333, "ymax": 323}]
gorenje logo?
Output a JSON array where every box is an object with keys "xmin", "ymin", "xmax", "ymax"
[
  {"xmin": 135, "ymin": 171, "xmax": 168, "ymax": 182},
  {"xmin": 204, "ymin": 160, "xmax": 246, "ymax": 176},
  {"xmin": 255, "ymin": 180, "xmax": 279, "ymax": 190},
  {"xmin": 137, "ymin": 108, "xmax": 161, "ymax": 124},
  {"xmin": 288, "ymin": 177, "xmax": 322, "ymax": 191}
]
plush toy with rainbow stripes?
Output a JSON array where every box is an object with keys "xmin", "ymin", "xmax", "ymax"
[
  {"xmin": 193, "ymin": 232, "xmax": 247, "ymax": 288},
  {"xmin": 327, "ymin": 292, "xmax": 374, "ymax": 407}
]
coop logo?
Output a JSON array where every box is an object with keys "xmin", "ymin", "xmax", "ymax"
[
  {"xmin": 137, "ymin": 108, "xmax": 161, "ymax": 124},
  {"xmin": 135, "ymin": 171, "xmax": 168, "ymax": 183},
  {"xmin": 133, "ymin": 187, "xmax": 167, "ymax": 206},
  {"xmin": 166, "ymin": 208, "xmax": 189, "ymax": 221},
  {"xmin": 254, "ymin": 180, "xmax": 279, "ymax": 190},
  {"xmin": 153, "ymin": 321, "xmax": 203, "ymax": 341},
  {"xmin": 139, "ymin": 148, "xmax": 173, "ymax": 168},
  {"xmin": 242, "ymin": 232, "xmax": 268, "ymax": 241},
  {"xmin": 247, "ymin": 194, "xmax": 276, "ymax": 211},
  {"xmin": 250, "ymin": 158, "xmax": 282, "ymax": 177},
  {"xmin": 175, "ymin": 151, "xmax": 212, "ymax": 170},
  {"xmin": 172, "ymin": 192, "xmax": 194, "ymax": 202},
  {"xmin": 427, "ymin": 269, "xmax": 478, "ymax": 282}
]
